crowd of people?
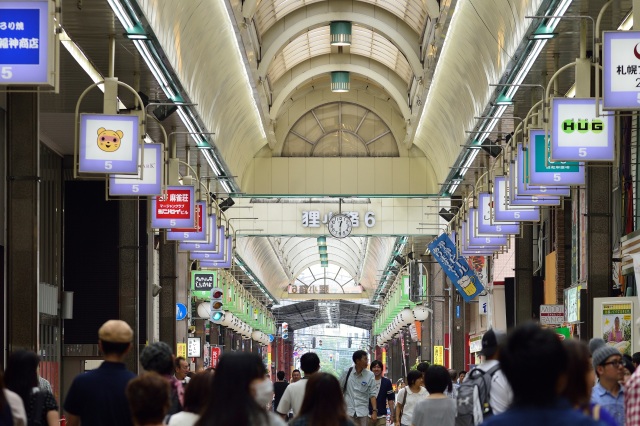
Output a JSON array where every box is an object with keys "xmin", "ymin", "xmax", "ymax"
[{"xmin": 3, "ymin": 320, "xmax": 640, "ymax": 425}]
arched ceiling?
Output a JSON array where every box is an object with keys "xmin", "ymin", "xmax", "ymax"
[{"xmin": 234, "ymin": 236, "xmax": 396, "ymax": 298}]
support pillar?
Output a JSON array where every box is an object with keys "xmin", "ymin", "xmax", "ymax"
[
  {"xmin": 515, "ymin": 224, "xmax": 534, "ymax": 323},
  {"xmin": 6, "ymin": 92, "xmax": 39, "ymax": 353},
  {"xmin": 586, "ymin": 168, "xmax": 612, "ymax": 339},
  {"xmin": 159, "ymin": 235, "xmax": 177, "ymax": 347},
  {"xmin": 119, "ymin": 200, "xmax": 139, "ymax": 372}
]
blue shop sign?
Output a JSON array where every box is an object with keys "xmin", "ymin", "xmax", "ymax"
[
  {"xmin": 428, "ymin": 233, "xmax": 484, "ymax": 302},
  {"xmin": 0, "ymin": 2, "xmax": 54, "ymax": 85}
]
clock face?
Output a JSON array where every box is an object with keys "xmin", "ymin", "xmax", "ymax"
[{"xmin": 328, "ymin": 214, "xmax": 353, "ymax": 238}]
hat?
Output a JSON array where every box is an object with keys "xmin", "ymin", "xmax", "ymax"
[
  {"xmin": 588, "ymin": 337, "xmax": 606, "ymax": 355},
  {"xmin": 98, "ymin": 320, "xmax": 133, "ymax": 343},
  {"xmin": 479, "ymin": 329, "xmax": 506, "ymax": 358},
  {"xmin": 140, "ymin": 341, "xmax": 174, "ymax": 374},
  {"xmin": 592, "ymin": 344, "xmax": 622, "ymax": 370}
]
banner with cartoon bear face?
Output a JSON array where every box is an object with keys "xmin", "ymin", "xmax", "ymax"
[{"xmin": 79, "ymin": 113, "xmax": 140, "ymax": 174}]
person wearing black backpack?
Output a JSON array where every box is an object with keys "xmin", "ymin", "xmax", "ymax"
[{"xmin": 456, "ymin": 329, "xmax": 512, "ymax": 426}]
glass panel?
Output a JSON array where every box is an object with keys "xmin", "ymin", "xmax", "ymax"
[
  {"xmin": 283, "ymin": 102, "xmax": 398, "ymax": 158},
  {"xmin": 313, "ymin": 133, "xmax": 340, "ymax": 157}
]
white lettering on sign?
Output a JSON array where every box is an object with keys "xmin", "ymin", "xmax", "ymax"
[
  {"xmin": 301, "ymin": 210, "xmax": 375, "ymax": 228},
  {"xmin": 540, "ymin": 304, "xmax": 565, "ymax": 325},
  {"xmin": 0, "ymin": 37, "xmax": 38, "ymax": 49}
]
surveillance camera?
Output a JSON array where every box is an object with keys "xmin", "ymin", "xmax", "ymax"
[{"xmin": 152, "ymin": 284, "xmax": 162, "ymax": 297}]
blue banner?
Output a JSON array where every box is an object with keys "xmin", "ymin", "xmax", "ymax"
[{"xmin": 428, "ymin": 233, "xmax": 484, "ymax": 302}]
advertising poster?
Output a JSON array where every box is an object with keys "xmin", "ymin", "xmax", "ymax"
[{"xmin": 602, "ymin": 302, "xmax": 633, "ymax": 355}]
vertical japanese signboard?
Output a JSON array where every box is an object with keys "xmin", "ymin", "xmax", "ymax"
[
  {"xmin": 428, "ymin": 233, "xmax": 484, "ymax": 302},
  {"xmin": 151, "ymin": 186, "xmax": 195, "ymax": 229},
  {"xmin": 79, "ymin": 114, "xmax": 140, "ymax": 174},
  {"xmin": 0, "ymin": 1, "xmax": 55, "ymax": 86},
  {"xmin": 551, "ymin": 98, "xmax": 615, "ymax": 161},
  {"xmin": 433, "ymin": 346, "xmax": 444, "ymax": 366},
  {"xmin": 603, "ymin": 31, "xmax": 640, "ymax": 110},
  {"xmin": 211, "ymin": 347, "xmax": 222, "ymax": 369}
]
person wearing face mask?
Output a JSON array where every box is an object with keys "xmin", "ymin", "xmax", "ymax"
[{"xmin": 195, "ymin": 353, "xmax": 286, "ymax": 426}]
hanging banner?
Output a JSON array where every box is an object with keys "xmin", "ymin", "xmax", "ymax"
[
  {"xmin": 603, "ymin": 31, "xmax": 640, "ymax": 110},
  {"xmin": 79, "ymin": 114, "xmax": 140, "ymax": 174},
  {"xmin": 109, "ymin": 143, "xmax": 163, "ymax": 196},
  {"xmin": 428, "ymin": 233, "xmax": 484, "ymax": 302},
  {"xmin": 551, "ymin": 98, "xmax": 615, "ymax": 161},
  {"xmin": 527, "ymin": 130, "xmax": 585, "ymax": 185},
  {"xmin": 167, "ymin": 201, "xmax": 208, "ymax": 242},
  {"xmin": 493, "ymin": 177, "xmax": 540, "ymax": 222},
  {"xmin": 478, "ymin": 295, "xmax": 488, "ymax": 316},
  {"xmin": 150, "ymin": 186, "xmax": 195, "ymax": 229},
  {"xmin": 516, "ymin": 144, "xmax": 570, "ymax": 196},
  {"xmin": 477, "ymin": 193, "xmax": 520, "ymax": 234},
  {"xmin": 0, "ymin": 1, "xmax": 56, "ymax": 86}
]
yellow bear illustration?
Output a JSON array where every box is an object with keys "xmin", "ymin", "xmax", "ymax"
[{"xmin": 97, "ymin": 127, "xmax": 124, "ymax": 152}]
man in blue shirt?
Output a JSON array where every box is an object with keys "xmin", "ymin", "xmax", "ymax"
[
  {"xmin": 481, "ymin": 323, "xmax": 599, "ymax": 426},
  {"xmin": 340, "ymin": 350, "xmax": 378, "ymax": 426},
  {"xmin": 369, "ymin": 360, "xmax": 395, "ymax": 425},
  {"xmin": 591, "ymin": 342, "xmax": 625, "ymax": 426},
  {"xmin": 64, "ymin": 320, "xmax": 137, "ymax": 426}
]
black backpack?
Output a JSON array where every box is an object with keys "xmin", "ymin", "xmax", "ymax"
[{"xmin": 455, "ymin": 364, "xmax": 500, "ymax": 426}]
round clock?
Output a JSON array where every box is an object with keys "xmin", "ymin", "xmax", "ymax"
[{"xmin": 328, "ymin": 214, "xmax": 353, "ymax": 238}]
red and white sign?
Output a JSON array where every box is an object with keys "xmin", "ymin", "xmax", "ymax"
[
  {"xmin": 150, "ymin": 186, "xmax": 195, "ymax": 229},
  {"xmin": 540, "ymin": 305, "xmax": 565, "ymax": 326},
  {"xmin": 211, "ymin": 347, "xmax": 222, "ymax": 369}
]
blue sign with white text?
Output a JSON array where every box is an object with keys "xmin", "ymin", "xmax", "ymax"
[
  {"xmin": 0, "ymin": 2, "xmax": 52, "ymax": 85},
  {"xmin": 0, "ymin": 9, "xmax": 39, "ymax": 64},
  {"xmin": 428, "ymin": 233, "xmax": 484, "ymax": 302}
]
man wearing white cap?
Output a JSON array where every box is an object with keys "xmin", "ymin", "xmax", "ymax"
[{"xmin": 64, "ymin": 320, "xmax": 137, "ymax": 426}]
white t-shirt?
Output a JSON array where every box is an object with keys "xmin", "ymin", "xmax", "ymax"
[
  {"xmin": 168, "ymin": 411, "xmax": 199, "ymax": 426},
  {"xmin": 470, "ymin": 359, "xmax": 513, "ymax": 425},
  {"xmin": 4, "ymin": 389, "xmax": 26, "ymax": 426},
  {"xmin": 397, "ymin": 386, "xmax": 428, "ymax": 425},
  {"xmin": 276, "ymin": 377, "xmax": 309, "ymax": 416}
]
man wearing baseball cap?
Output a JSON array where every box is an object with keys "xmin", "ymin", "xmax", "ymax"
[
  {"xmin": 475, "ymin": 329, "xmax": 513, "ymax": 419},
  {"xmin": 64, "ymin": 320, "xmax": 137, "ymax": 426}
]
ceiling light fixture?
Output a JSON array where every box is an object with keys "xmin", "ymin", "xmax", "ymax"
[
  {"xmin": 330, "ymin": 21, "xmax": 352, "ymax": 46},
  {"xmin": 331, "ymin": 71, "xmax": 350, "ymax": 93}
]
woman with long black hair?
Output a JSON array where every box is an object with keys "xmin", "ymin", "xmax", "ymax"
[
  {"xmin": 196, "ymin": 353, "xmax": 285, "ymax": 426},
  {"xmin": 4, "ymin": 351, "xmax": 58, "ymax": 426},
  {"xmin": 289, "ymin": 372, "xmax": 355, "ymax": 426}
]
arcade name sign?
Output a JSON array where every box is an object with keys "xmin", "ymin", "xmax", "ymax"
[{"xmin": 301, "ymin": 210, "xmax": 375, "ymax": 228}]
